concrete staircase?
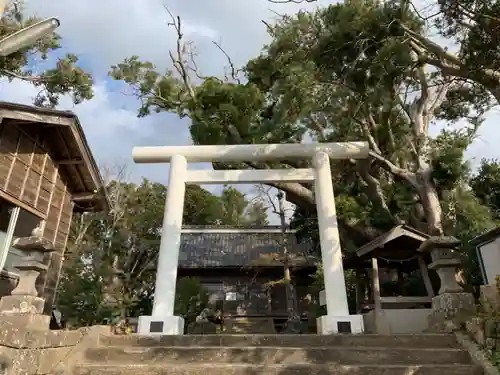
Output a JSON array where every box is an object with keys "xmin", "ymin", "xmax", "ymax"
[{"xmin": 74, "ymin": 333, "xmax": 483, "ymax": 375}]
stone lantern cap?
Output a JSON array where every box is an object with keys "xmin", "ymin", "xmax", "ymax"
[
  {"xmin": 417, "ymin": 236, "xmax": 461, "ymax": 253},
  {"xmin": 418, "ymin": 236, "xmax": 463, "ymax": 273},
  {"xmin": 11, "ymin": 227, "xmax": 54, "ymax": 272},
  {"xmin": 12, "ymin": 229, "xmax": 53, "ymax": 253}
]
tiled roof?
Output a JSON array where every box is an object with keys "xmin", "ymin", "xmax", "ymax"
[{"xmin": 179, "ymin": 230, "xmax": 316, "ymax": 268}]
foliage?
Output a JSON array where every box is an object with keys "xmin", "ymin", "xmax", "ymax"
[
  {"xmin": 442, "ymin": 186, "xmax": 497, "ymax": 290},
  {"xmin": 310, "ymin": 264, "xmax": 358, "ymax": 314},
  {"xmin": 174, "ymin": 277, "xmax": 209, "ymax": 328},
  {"xmin": 470, "ymin": 159, "xmax": 500, "ymax": 220},
  {"xmin": 0, "ymin": 2, "xmax": 93, "ymax": 107},
  {"xmin": 56, "ymin": 253, "xmax": 115, "ymax": 327},
  {"xmin": 431, "ymin": 0, "xmax": 500, "ymax": 103},
  {"xmin": 218, "ymin": 185, "xmax": 269, "ymax": 226},
  {"xmin": 57, "ymin": 179, "xmax": 268, "ymax": 327},
  {"xmin": 108, "ymin": 0, "xmax": 500, "ymax": 298},
  {"xmin": 470, "ymin": 276, "xmax": 500, "ymax": 368}
]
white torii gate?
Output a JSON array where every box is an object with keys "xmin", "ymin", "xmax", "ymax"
[{"xmin": 132, "ymin": 142, "xmax": 370, "ymax": 335}]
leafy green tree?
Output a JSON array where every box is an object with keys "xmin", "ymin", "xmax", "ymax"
[
  {"xmin": 470, "ymin": 159, "xmax": 500, "ymax": 219},
  {"xmin": 0, "ymin": 2, "xmax": 93, "ymax": 107},
  {"xmin": 57, "ymin": 178, "xmax": 266, "ymax": 327},
  {"xmin": 109, "ymin": 2, "xmax": 499, "ymax": 292},
  {"xmin": 110, "ymin": 3, "xmax": 468, "ymax": 238},
  {"xmin": 218, "ymin": 185, "xmax": 269, "ymax": 225},
  {"xmin": 270, "ymin": 0, "xmax": 500, "ymax": 106},
  {"xmin": 174, "ymin": 277, "xmax": 209, "ymax": 329},
  {"xmin": 244, "ymin": 199, "xmax": 269, "ymax": 226}
]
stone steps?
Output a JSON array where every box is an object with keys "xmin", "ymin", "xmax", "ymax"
[
  {"xmin": 74, "ymin": 363, "xmax": 483, "ymax": 375},
  {"xmin": 78, "ymin": 333, "xmax": 483, "ymax": 375},
  {"xmin": 99, "ymin": 333, "xmax": 462, "ymax": 348},
  {"xmin": 84, "ymin": 346, "xmax": 473, "ymax": 365}
]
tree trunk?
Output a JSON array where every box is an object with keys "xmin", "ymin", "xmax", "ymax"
[
  {"xmin": 277, "ymin": 192, "xmax": 298, "ymax": 320},
  {"xmin": 416, "ymin": 171, "xmax": 444, "ymax": 235}
]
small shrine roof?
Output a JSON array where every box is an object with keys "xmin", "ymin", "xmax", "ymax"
[{"xmin": 344, "ymin": 225, "xmax": 430, "ymax": 270}]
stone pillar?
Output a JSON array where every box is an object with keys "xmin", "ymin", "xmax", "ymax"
[
  {"xmin": 419, "ymin": 237, "xmax": 476, "ymax": 329},
  {"xmin": 137, "ymin": 154, "xmax": 187, "ymax": 335},
  {"xmin": 312, "ymin": 152, "xmax": 364, "ymax": 334},
  {"xmin": 0, "ymin": 228, "xmax": 53, "ymax": 330}
]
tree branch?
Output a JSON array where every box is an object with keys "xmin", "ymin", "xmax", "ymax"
[
  {"xmin": 402, "ymin": 24, "xmax": 463, "ymax": 67},
  {"xmin": 428, "ymin": 80, "xmax": 452, "ymax": 115},
  {"xmin": 0, "ymin": 69, "xmax": 44, "ymax": 82},
  {"xmin": 165, "ymin": 6, "xmax": 196, "ymax": 100},
  {"xmin": 354, "ymin": 158, "xmax": 402, "ymax": 225},
  {"xmin": 411, "ymin": 65, "xmax": 430, "ymax": 137},
  {"xmin": 369, "ymin": 150, "xmax": 417, "ymax": 186},
  {"xmin": 212, "ymin": 41, "xmax": 241, "ymax": 84}
]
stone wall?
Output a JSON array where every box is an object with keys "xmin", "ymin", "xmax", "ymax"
[
  {"xmin": 0, "ymin": 322, "xmax": 107, "ymax": 375},
  {"xmin": 463, "ymin": 284, "xmax": 500, "ymax": 356}
]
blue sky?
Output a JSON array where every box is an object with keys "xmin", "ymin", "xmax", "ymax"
[{"xmin": 0, "ymin": 0, "xmax": 499, "ymax": 222}]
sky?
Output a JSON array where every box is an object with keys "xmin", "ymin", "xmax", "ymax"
[{"xmin": 0, "ymin": 0, "xmax": 498, "ymax": 221}]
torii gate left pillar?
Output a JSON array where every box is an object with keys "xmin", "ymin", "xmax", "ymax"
[{"xmin": 132, "ymin": 142, "xmax": 369, "ymax": 335}]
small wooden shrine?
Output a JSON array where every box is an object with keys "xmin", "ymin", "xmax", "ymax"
[{"xmin": 344, "ymin": 225, "xmax": 436, "ymax": 333}]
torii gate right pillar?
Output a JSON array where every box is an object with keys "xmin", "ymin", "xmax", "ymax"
[{"xmin": 313, "ymin": 152, "xmax": 364, "ymax": 334}]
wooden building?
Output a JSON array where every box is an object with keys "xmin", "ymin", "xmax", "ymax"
[
  {"xmin": 178, "ymin": 226, "xmax": 318, "ymax": 330},
  {"xmin": 0, "ymin": 101, "xmax": 107, "ymax": 311},
  {"xmin": 344, "ymin": 225, "xmax": 437, "ymax": 334}
]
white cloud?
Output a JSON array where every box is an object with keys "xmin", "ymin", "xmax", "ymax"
[
  {"xmin": 0, "ymin": 78, "xmax": 142, "ymax": 136},
  {"xmin": 0, "ymin": 77, "xmax": 195, "ymax": 182},
  {"xmin": 22, "ymin": 0, "xmax": 331, "ymax": 74}
]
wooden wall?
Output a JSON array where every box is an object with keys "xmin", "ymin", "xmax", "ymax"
[
  {"xmin": 180, "ymin": 271, "xmax": 315, "ymax": 318},
  {"xmin": 0, "ymin": 120, "xmax": 74, "ymax": 309}
]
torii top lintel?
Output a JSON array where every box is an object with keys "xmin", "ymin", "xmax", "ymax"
[{"xmin": 132, "ymin": 142, "xmax": 369, "ymax": 164}]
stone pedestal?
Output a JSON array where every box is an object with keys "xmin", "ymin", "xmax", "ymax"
[
  {"xmin": 430, "ymin": 292, "xmax": 476, "ymax": 323},
  {"xmin": 316, "ymin": 314, "xmax": 364, "ymax": 334},
  {"xmin": 0, "ymin": 228, "xmax": 54, "ymax": 331},
  {"xmin": 137, "ymin": 315, "xmax": 184, "ymax": 335}
]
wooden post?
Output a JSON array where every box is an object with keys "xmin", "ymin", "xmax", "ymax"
[
  {"xmin": 355, "ymin": 268, "xmax": 365, "ymax": 314},
  {"xmin": 371, "ymin": 256, "xmax": 392, "ymax": 334},
  {"xmin": 371, "ymin": 257, "xmax": 382, "ymax": 313},
  {"xmin": 418, "ymin": 255, "xmax": 435, "ymax": 297}
]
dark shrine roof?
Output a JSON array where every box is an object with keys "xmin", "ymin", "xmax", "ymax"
[
  {"xmin": 344, "ymin": 225, "xmax": 430, "ymax": 270},
  {"xmin": 179, "ymin": 226, "xmax": 316, "ymax": 268}
]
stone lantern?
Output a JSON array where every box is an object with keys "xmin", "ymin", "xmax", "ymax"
[
  {"xmin": 419, "ymin": 236, "xmax": 476, "ymax": 328},
  {"xmin": 0, "ymin": 226, "xmax": 54, "ymax": 330}
]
